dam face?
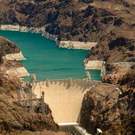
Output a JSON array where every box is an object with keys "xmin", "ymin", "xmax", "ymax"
[{"xmin": 32, "ymin": 79, "xmax": 98, "ymax": 124}]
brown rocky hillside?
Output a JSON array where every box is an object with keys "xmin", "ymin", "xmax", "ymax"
[{"xmin": 0, "ymin": 0, "xmax": 134, "ymax": 62}]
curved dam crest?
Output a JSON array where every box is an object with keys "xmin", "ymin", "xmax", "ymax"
[{"xmin": 32, "ymin": 79, "xmax": 99, "ymax": 124}]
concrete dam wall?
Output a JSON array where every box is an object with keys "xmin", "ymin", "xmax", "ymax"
[{"xmin": 32, "ymin": 79, "xmax": 99, "ymax": 124}]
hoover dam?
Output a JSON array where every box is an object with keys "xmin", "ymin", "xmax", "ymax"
[{"xmin": 32, "ymin": 79, "xmax": 99, "ymax": 124}]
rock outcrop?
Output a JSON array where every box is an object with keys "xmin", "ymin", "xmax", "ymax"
[
  {"xmin": 79, "ymin": 83, "xmax": 135, "ymax": 135},
  {"xmin": 0, "ymin": 36, "xmax": 29, "ymax": 78},
  {"xmin": 103, "ymin": 63, "xmax": 135, "ymax": 93},
  {"xmin": 0, "ymin": 36, "xmax": 20, "ymax": 62},
  {"xmin": 88, "ymin": 34, "xmax": 135, "ymax": 62}
]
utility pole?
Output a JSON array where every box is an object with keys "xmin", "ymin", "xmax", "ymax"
[
  {"xmin": 29, "ymin": 74, "xmax": 37, "ymax": 111},
  {"xmin": 39, "ymin": 91, "xmax": 45, "ymax": 114}
]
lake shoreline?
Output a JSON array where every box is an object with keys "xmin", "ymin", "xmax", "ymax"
[
  {"xmin": 0, "ymin": 24, "xmax": 58, "ymax": 43},
  {"xmin": 0, "ymin": 24, "xmax": 102, "ymax": 81},
  {"xmin": 0, "ymin": 24, "xmax": 98, "ymax": 50}
]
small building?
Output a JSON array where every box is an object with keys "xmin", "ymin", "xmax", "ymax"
[{"xmin": 84, "ymin": 60, "xmax": 106, "ymax": 80}]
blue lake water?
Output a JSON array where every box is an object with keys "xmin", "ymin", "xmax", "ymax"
[
  {"xmin": 88, "ymin": 69, "xmax": 101, "ymax": 80},
  {"xmin": 0, "ymin": 30, "xmax": 101, "ymax": 80}
]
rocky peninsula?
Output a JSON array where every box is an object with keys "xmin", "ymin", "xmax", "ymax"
[{"xmin": 0, "ymin": 36, "xmax": 29, "ymax": 78}]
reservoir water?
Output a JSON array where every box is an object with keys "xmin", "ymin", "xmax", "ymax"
[{"xmin": 0, "ymin": 30, "xmax": 101, "ymax": 80}]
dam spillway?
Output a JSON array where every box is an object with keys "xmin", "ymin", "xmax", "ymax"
[{"xmin": 32, "ymin": 79, "xmax": 99, "ymax": 124}]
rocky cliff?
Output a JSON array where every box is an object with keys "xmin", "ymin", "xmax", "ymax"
[
  {"xmin": 0, "ymin": 36, "xmax": 20, "ymax": 62},
  {"xmin": 79, "ymin": 83, "xmax": 135, "ymax": 135},
  {"xmin": 80, "ymin": 62, "xmax": 135, "ymax": 135}
]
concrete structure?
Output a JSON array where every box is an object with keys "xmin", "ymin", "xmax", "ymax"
[
  {"xmin": 85, "ymin": 60, "xmax": 105, "ymax": 70},
  {"xmin": 59, "ymin": 41, "xmax": 97, "ymax": 50},
  {"xmin": 32, "ymin": 79, "xmax": 99, "ymax": 124},
  {"xmin": 84, "ymin": 60, "xmax": 106, "ymax": 77}
]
